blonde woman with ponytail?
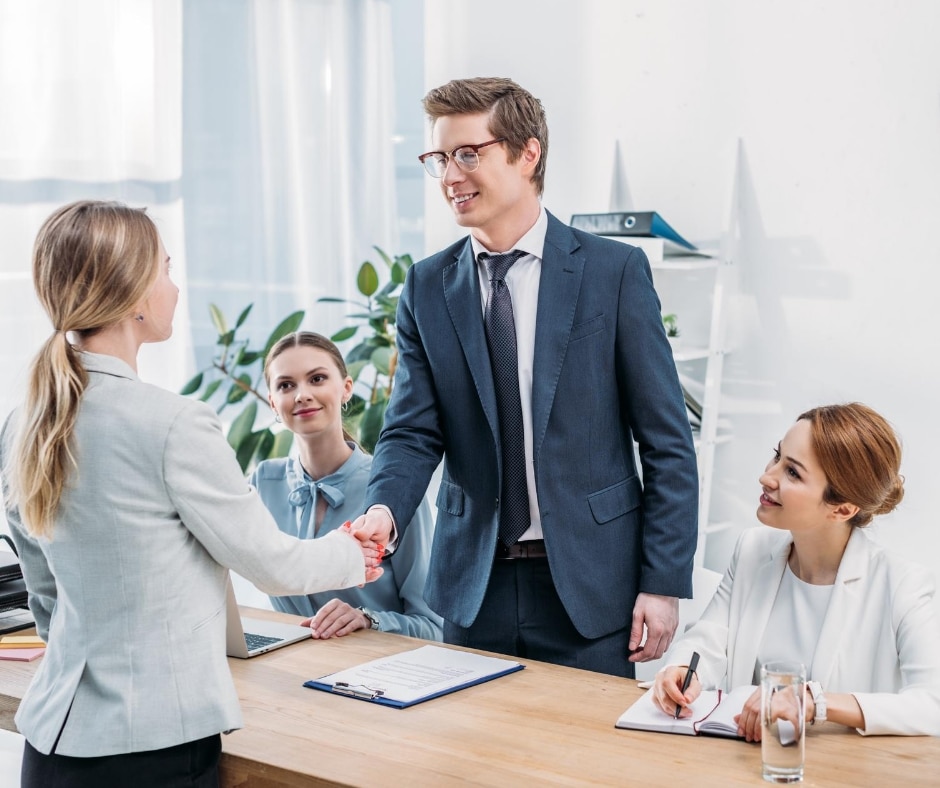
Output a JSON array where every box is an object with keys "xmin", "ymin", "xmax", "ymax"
[
  {"xmin": 651, "ymin": 403, "xmax": 940, "ymax": 738},
  {"xmin": 0, "ymin": 201, "xmax": 381, "ymax": 787}
]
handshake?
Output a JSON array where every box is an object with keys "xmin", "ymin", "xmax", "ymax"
[{"xmin": 339, "ymin": 508, "xmax": 394, "ymax": 584}]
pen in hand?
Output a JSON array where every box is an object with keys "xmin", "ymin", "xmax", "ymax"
[{"xmin": 674, "ymin": 651, "xmax": 701, "ymax": 719}]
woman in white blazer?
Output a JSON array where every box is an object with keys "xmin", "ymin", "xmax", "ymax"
[
  {"xmin": 0, "ymin": 201, "xmax": 382, "ymax": 787},
  {"xmin": 652, "ymin": 403, "xmax": 940, "ymax": 738}
]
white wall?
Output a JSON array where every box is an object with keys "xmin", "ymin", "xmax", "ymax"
[{"xmin": 423, "ymin": 0, "xmax": 940, "ymax": 601}]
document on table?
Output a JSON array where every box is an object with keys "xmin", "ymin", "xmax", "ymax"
[{"xmin": 304, "ymin": 644, "xmax": 524, "ymax": 708}]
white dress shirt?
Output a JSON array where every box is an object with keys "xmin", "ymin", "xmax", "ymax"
[{"xmin": 470, "ymin": 207, "xmax": 548, "ymax": 541}]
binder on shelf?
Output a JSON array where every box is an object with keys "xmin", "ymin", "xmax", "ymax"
[
  {"xmin": 570, "ymin": 211, "xmax": 698, "ymax": 252},
  {"xmin": 304, "ymin": 644, "xmax": 524, "ymax": 709}
]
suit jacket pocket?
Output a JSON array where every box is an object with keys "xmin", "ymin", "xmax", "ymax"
[
  {"xmin": 568, "ymin": 314, "xmax": 605, "ymax": 342},
  {"xmin": 588, "ymin": 476, "xmax": 642, "ymax": 524},
  {"xmin": 436, "ymin": 479, "xmax": 465, "ymax": 516}
]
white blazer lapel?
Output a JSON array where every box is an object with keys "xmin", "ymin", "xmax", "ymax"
[
  {"xmin": 729, "ymin": 533, "xmax": 791, "ymax": 686},
  {"xmin": 810, "ymin": 528, "xmax": 868, "ymax": 685}
]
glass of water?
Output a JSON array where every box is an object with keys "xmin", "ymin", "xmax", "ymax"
[{"xmin": 760, "ymin": 661, "xmax": 806, "ymax": 783}]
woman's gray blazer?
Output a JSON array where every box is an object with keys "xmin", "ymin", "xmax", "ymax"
[{"xmin": 1, "ymin": 352, "xmax": 364, "ymax": 756}]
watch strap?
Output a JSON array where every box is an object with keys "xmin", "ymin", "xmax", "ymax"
[
  {"xmin": 357, "ymin": 606, "xmax": 380, "ymax": 630},
  {"xmin": 808, "ymin": 680, "xmax": 827, "ymax": 724}
]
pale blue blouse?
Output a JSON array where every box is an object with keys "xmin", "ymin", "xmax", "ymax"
[{"xmin": 249, "ymin": 445, "xmax": 443, "ymax": 640}]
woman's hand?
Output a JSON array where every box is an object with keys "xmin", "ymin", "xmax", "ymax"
[
  {"xmin": 652, "ymin": 665, "xmax": 702, "ymax": 718},
  {"xmin": 734, "ymin": 687, "xmax": 762, "ymax": 741},
  {"xmin": 340, "ymin": 521, "xmax": 384, "ymax": 583},
  {"xmin": 302, "ymin": 598, "xmax": 371, "ymax": 639},
  {"xmin": 734, "ymin": 685, "xmax": 804, "ymax": 742}
]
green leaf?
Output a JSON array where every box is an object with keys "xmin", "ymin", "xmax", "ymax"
[
  {"xmin": 235, "ymin": 430, "xmax": 264, "ymax": 473},
  {"xmin": 330, "ymin": 325, "xmax": 358, "ymax": 343},
  {"xmin": 234, "ymin": 303, "xmax": 253, "ymax": 329},
  {"xmin": 358, "ymin": 400, "xmax": 388, "ymax": 454},
  {"xmin": 346, "ymin": 359, "xmax": 368, "ymax": 381},
  {"xmin": 391, "ymin": 261, "xmax": 407, "ymax": 285},
  {"xmin": 373, "ymin": 246, "xmax": 394, "ymax": 268},
  {"xmin": 219, "ymin": 329, "xmax": 236, "ymax": 347},
  {"xmin": 199, "ymin": 379, "xmax": 223, "ymax": 402},
  {"xmin": 371, "ymin": 346, "xmax": 393, "ymax": 376},
  {"xmin": 227, "ymin": 401, "xmax": 258, "ymax": 449},
  {"xmin": 239, "ymin": 350, "xmax": 262, "ymax": 366},
  {"xmin": 262, "ymin": 310, "xmax": 305, "ymax": 356},
  {"xmin": 347, "ymin": 344, "xmax": 373, "ymax": 364},
  {"xmin": 226, "ymin": 374, "xmax": 252, "ymax": 404},
  {"xmin": 209, "ymin": 304, "xmax": 228, "ymax": 336},
  {"xmin": 255, "ymin": 429, "xmax": 275, "ymax": 460},
  {"xmin": 357, "ymin": 261, "xmax": 379, "ymax": 297},
  {"xmin": 270, "ymin": 429, "xmax": 294, "ymax": 459},
  {"xmin": 180, "ymin": 371, "xmax": 203, "ymax": 396},
  {"xmin": 345, "ymin": 394, "xmax": 366, "ymax": 418}
]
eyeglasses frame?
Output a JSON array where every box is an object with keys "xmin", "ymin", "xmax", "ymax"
[{"xmin": 418, "ymin": 138, "xmax": 508, "ymax": 178}]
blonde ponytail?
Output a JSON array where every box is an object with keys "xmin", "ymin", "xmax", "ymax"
[
  {"xmin": 6, "ymin": 332, "xmax": 88, "ymax": 537},
  {"xmin": 3, "ymin": 200, "xmax": 159, "ymax": 538}
]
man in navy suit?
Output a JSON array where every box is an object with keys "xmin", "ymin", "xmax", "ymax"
[{"xmin": 354, "ymin": 77, "xmax": 698, "ymax": 677}]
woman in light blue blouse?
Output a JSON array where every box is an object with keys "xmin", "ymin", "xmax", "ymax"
[{"xmin": 249, "ymin": 331, "xmax": 443, "ymax": 641}]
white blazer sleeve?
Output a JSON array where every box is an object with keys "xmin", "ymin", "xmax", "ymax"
[{"xmin": 852, "ymin": 563, "xmax": 940, "ymax": 736}]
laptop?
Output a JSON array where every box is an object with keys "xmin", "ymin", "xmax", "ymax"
[{"xmin": 224, "ymin": 576, "xmax": 312, "ymax": 659}]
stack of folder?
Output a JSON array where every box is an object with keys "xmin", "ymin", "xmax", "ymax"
[
  {"xmin": 0, "ymin": 542, "xmax": 35, "ymax": 636},
  {"xmin": 0, "ymin": 635, "xmax": 44, "ymax": 662}
]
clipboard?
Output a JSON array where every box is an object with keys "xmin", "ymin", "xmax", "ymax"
[{"xmin": 303, "ymin": 644, "xmax": 525, "ymax": 709}]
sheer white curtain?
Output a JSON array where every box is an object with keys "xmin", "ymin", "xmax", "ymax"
[
  {"xmin": 0, "ymin": 1, "xmax": 399, "ymax": 545},
  {"xmin": 182, "ymin": 0, "xmax": 399, "ymax": 359},
  {"xmin": 0, "ymin": 0, "xmax": 191, "ymax": 422},
  {"xmin": 254, "ymin": 0, "xmax": 398, "ymax": 312}
]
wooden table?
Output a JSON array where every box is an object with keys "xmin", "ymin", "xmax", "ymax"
[{"xmin": 2, "ymin": 608, "xmax": 937, "ymax": 786}]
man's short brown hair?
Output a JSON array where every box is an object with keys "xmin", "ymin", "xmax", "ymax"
[{"xmin": 422, "ymin": 77, "xmax": 548, "ymax": 196}]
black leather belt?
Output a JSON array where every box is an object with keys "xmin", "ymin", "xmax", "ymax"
[{"xmin": 495, "ymin": 539, "xmax": 548, "ymax": 560}]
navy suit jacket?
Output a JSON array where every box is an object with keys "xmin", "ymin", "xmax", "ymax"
[{"xmin": 366, "ymin": 211, "xmax": 698, "ymax": 638}]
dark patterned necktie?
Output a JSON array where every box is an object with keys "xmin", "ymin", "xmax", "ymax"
[{"xmin": 481, "ymin": 250, "xmax": 530, "ymax": 547}]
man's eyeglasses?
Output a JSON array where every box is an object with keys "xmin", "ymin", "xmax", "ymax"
[{"xmin": 418, "ymin": 138, "xmax": 506, "ymax": 178}]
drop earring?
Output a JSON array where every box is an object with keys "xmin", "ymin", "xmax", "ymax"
[{"xmin": 274, "ymin": 412, "xmax": 282, "ymax": 423}]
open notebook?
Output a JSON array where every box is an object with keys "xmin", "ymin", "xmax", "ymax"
[
  {"xmin": 224, "ymin": 577, "xmax": 311, "ymax": 658},
  {"xmin": 616, "ymin": 685, "xmax": 757, "ymax": 738}
]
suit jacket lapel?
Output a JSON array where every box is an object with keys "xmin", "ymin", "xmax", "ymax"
[
  {"xmin": 810, "ymin": 528, "xmax": 867, "ymax": 685},
  {"xmin": 532, "ymin": 213, "xmax": 583, "ymax": 457},
  {"xmin": 443, "ymin": 240, "xmax": 500, "ymax": 443}
]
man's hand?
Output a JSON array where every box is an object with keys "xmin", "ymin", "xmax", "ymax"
[
  {"xmin": 628, "ymin": 593, "xmax": 679, "ymax": 662},
  {"xmin": 348, "ymin": 507, "xmax": 394, "ymax": 548}
]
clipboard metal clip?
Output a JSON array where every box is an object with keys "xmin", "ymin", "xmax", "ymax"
[{"xmin": 331, "ymin": 682, "xmax": 385, "ymax": 700}]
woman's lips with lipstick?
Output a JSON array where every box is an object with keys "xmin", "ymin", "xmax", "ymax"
[{"xmin": 759, "ymin": 493, "xmax": 780, "ymax": 507}]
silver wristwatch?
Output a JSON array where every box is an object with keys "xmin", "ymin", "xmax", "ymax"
[
  {"xmin": 808, "ymin": 680, "xmax": 827, "ymax": 724},
  {"xmin": 357, "ymin": 606, "xmax": 380, "ymax": 630}
]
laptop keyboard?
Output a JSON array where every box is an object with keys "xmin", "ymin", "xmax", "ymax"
[{"xmin": 244, "ymin": 632, "xmax": 282, "ymax": 650}]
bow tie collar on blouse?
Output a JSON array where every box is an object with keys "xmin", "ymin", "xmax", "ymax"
[{"xmin": 285, "ymin": 462, "xmax": 345, "ymax": 538}]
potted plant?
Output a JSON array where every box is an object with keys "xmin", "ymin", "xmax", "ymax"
[
  {"xmin": 662, "ymin": 313, "xmax": 681, "ymax": 350},
  {"xmin": 180, "ymin": 305, "xmax": 304, "ymax": 472},
  {"xmin": 318, "ymin": 247, "xmax": 414, "ymax": 453}
]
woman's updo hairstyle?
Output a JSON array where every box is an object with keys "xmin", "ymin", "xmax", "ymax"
[{"xmin": 798, "ymin": 402, "xmax": 904, "ymax": 528}]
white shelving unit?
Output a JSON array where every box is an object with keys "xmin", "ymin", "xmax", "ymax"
[{"xmin": 651, "ymin": 248, "xmax": 735, "ymax": 570}]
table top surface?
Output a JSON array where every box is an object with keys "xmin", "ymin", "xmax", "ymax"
[{"xmin": 2, "ymin": 608, "xmax": 938, "ymax": 787}]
